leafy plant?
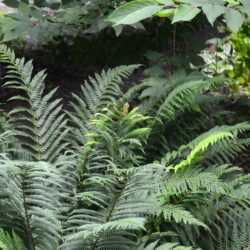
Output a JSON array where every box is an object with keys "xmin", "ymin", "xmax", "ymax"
[
  {"xmin": 0, "ymin": 45, "xmax": 249, "ymax": 250},
  {"xmin": 108, "ymin": 0, "xmax": 249, "ymax": 33},
  {"xmin": 0, "ymin": 0, "xmax": 128, "ymax": 44},
  {"xmin": 199, "ymin": 22, "xmax": 250, "ymax": 98}
]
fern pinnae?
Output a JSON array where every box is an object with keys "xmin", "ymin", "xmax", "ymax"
[
  {"xmin": 0, "ymin": 45, "xmax": 68, "ymax": 162},
  {"xmin": 67, "ymin": 65, "xmax": 141, "ymax": 147}
]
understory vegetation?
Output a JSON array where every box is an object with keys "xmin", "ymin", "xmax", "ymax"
[
  {"xmin": 0, "ymin": 44, "xmax": 249, "ymax": 249},
  {"xmin": 0, "ymin": 0, "xmax": 249, "ymax": 250}
]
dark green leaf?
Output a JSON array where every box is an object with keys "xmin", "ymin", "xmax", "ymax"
[{"xmin": 3, "ymin": 0, "xmax": 18, "ymax": 8}]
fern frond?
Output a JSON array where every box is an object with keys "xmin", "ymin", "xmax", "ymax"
[
  {"xmin": 162, "ymin": 123, "xmax": 250, "ymax": 171},
  {"xmin": 0, "ymin": 229, "xmax": 27, "ymax": 250},
  {"xmin": 0, "ymin": 44, "xmax": 67, "ymax": 162},
  {"xmin": 141, "ymin": 74, "xmax": 226, "ymax": 125},
  {"xmin": 0, "ymin": 157, "xmax": 62, "ymax": 250},
  {"xmin": 83, "ymin": 104, "xmax": 151, "ymax": 172},
  {"xmin": 67, "ymin": 65, "xmax": 140, "ymax": 147},
  {"xmin": 62, "ymin": 164, "xmax": 165, "ymax": 249}
]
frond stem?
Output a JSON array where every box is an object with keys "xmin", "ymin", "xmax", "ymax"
[
  {"xmin": 22, "ymin": 168, "xmax": 36, "ymax": 250},
  {"xmin": 91, "ymin": 179, "xmax": 128, "ymax": 250}
]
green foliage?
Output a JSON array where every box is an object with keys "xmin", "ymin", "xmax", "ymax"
[
  {"xmin": 0, "ymin": 46, "xmax": 249, "ymax": 250},
  {"xmin": 0, "ymin": 44, "xmax": 68, "ymax": 162},
  {"xmin": 200, "ymin": 22, "xmax": 250, "ymax": 98},
  {"xmin": 67, "ymin": 64, "xmax": 141, "ymax": 147},
  {"xmin": 0, "ymin": 159, "xmax": 62, "ymax": 249},
  {"xmin": 0, "ymin": 0, "xmax": 249, "ymax": 45},
  {"xmin": 0, "ymin": 229, "xmax": 27, "ymax": 250},
  {"xmin": 0, "ymin": 0, "xmax": 128, "ymax": 44},
  {"xmin": 108, "ymin": 0, "xmax": 249, "ymax": 33}
]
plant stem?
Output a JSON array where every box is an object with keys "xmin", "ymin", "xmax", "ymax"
[{"xmin": 22, "ymin": 169, "xmax": 36, "ymax": 250}]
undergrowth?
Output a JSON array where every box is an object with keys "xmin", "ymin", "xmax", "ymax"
[{"xmin": 0, "ymin": 44, "xmax": 249, "ymax": 250}]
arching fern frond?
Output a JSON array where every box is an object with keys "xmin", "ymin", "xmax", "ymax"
[
  {"xmin": 141, "ymin": 240, "xmax": 193, "ymax": 250},
  {"xmin": 162, "ymin": 123, "xmax": 250, "ymax": 171},
  {"xmin": 0, "ymin": 44, "xmax": 68, "ymax": 162},
  {"xmin": 154, "ymin": 76, "xmax": 225, "ymax": 123},
  {"xmin": 172, "ymin": 164, "xmax": 250, "ymax": 249},
  {"xmin": 139, "ymin": 72, "xmax": 225, "ymax": 126}
]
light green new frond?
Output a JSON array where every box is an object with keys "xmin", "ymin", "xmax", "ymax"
[
  {"xmin": 172, "ymin": 131, "xmax": 233, "ymax": 171},
  {"xmin": 68, "ymin": 65, "xmax": 140, "ymax": 147},
  {"xmin": 162, "ymin": 123, "xmax": 250, "ymax": 171},
  {"xmin": 83, "ymin": 104, "xmax": 151, "ymax": 171},
  {"xmin": 0, "ymin": 229, "xmax": 27, "ymax": 250}
]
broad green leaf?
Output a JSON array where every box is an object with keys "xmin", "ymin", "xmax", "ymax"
[
  {"xmin": 239, "ymin": 0, "xmax": 250, "ymax": 17},
  {"xmin": 0, "ymin": 17, "xmax": 20, "ymax": 32},
  {"xmin": 156, "ymin": 8, "xmax": 175, "ymax": 17},
  {"xmin": 129, "ymin": 21, "xmax": 146, "ymax": 30},
  {"xmin": 202, "ymin": 4, "xmax": 225, "ymax": 25},
  {"xmin": 172, "ymin": 4, "xmax": 201, "ymax": 23},
  {"xmin": 154, "ymin": 0, "xmax": 174, "ymax": 4},
  {"xmin": 224, "ymin": 9, "xmax": 244, "ymax": 32},
  {"xmin": 107, "ymin": 0, "xmax": 163, "ymax": 26},
  {"xmin": 18, "ymin": 1, "xmax": 30, "ymax": 16},
  {"xmin": 178, "ymin": 0, "xmax": 223, "ymax": 5}
]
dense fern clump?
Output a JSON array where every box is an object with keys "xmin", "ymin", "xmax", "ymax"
[{"xmin": 0, "ymin": 45, "xmax": 249, "ymax": 249}]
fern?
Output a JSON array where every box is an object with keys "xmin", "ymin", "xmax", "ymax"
[
  {"xmin": 0, "ymin": 48, "xmax": 249, "ymax": 250},
  {"xmin": 0, "ymin": 157, "xmax": 62, "ymax": 250},
  {"xmin": 0, "ymin": 45, "xmax": 68, "ymax": 162},
  {"xmin": 162, "ymin": 123, "xmax": 250, "ymax": 171},
  {"xmin": 0, "ymin": 229, "xmax": 27, "ymax": 250},
  {"xmin": 140, "ymin": 72, "xmax": 225, "ymax": 125},
  {"xmin": 140, "ymin": 240, "xmax": 194, "ymax": 250},
  {"xmin": 67, "ymin": 65, "xmax": 140, "ymax": 147},
  {"xmin": 82, "ymin": 104, "xmax": 151, "ymax": 172},
  {"xmin": 62, "ymin": 164, "xmax": 165, "ymax": 249}
]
